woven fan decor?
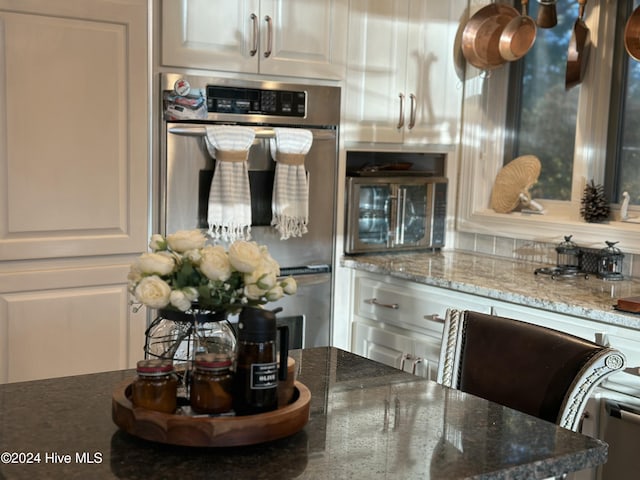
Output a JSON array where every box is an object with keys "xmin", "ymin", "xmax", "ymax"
[{"xmin": 490, "ymin": 155, "xmax": 541, "ymax": 213}]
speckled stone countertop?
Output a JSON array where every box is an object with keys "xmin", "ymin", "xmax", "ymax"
[
  {"xmin": 342, "ymin": 250, "xmax": 640, "ymax": 331},
  {"xmin": 0, "ymin": 347, "xmax": 606, "ymax": 479}
]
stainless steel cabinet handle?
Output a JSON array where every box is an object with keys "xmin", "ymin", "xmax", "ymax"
[
  {"xmin": 400, "ymin": 353, "xmax": 423, "ymax": 375},
  {"xmin": 424, "ymin": 313, "xmax": 445, "ymax": 323},
  {"xmin": 364, "ymin": 298, "xmax": 399, "ymax": 310},
  {"xmin": 250, "ymin": 13, "xmax": 258, "ymax": 56},
  {"xmin": 408, "ymin": 93, "xmax": 417, "ymax": 129},
  {"xmin": 397, "ymin": 93, "xmax": 405, "ymax": 129},
  {"xmin": 264, "ymin": 15, "xmax": 273, "ymax": 57}
]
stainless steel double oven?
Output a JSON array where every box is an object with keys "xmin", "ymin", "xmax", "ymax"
[{"xmin": 158, "ymin": 73, "xmax": 340, "ymax": 348}]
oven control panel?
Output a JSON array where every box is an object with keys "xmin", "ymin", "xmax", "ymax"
[{"xmin": 206, "ymin": 85, "xmax": 306, "ymax": 117}]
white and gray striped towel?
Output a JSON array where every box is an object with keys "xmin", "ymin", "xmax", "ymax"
[
  {"xmin": 204, "ymin": 126, "xmax": 255, "ymax": 241},
  {"xmin": 270, "ymin": 128, "xmax": 313, "ymax": 240}
]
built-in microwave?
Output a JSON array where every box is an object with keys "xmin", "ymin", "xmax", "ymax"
[{"xmin": 345, "ymin": 175, "xmax": 447, "ymax": 254}]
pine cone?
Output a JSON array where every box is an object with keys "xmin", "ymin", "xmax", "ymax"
[{"xmin": 580, "ymin": 180, "xmax": 610, "ymax": 223}]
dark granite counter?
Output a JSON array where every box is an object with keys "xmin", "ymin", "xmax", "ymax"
[{"xmin": 0, "ymin": 347, "xmax": 606, "ymax": 479}]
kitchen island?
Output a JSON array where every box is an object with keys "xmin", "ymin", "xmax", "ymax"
[{"xmin": 0, "ymin": 347, "xmax": 607, "ymax": 479}]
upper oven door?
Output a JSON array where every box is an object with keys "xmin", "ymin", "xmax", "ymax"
[{"xmin": 161, "ymin": 123, "xmax": 338, "ymax": 269}]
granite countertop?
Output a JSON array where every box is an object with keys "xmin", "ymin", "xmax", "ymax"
[
  {"xmin": 342, "ymin": 250, "xmax": 640, "ymax": 331},
  {"xmin": 0, "ymin": 347, "xmax": 606, "ymax": 479}
]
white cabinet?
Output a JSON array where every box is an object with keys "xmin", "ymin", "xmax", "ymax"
[
  {"xmin": 351, "ymin": 272, "xmax": 492, "ymax": 379},
  {"xmin": 0, "ymin": 0, "xmax": 148, "ymax": 383},
  {"xmin": 345, "ymin": 0, "xmax": 465, "ymax": 145},
  {"xmin": 353, "ymin": 321, "xmax": 439, "ymax": 379},
  {"xmin": 161, "ymin": 0, "xmax": 348, "ymax": 80}
]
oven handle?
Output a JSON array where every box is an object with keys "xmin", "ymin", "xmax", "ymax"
[
  {"xmin": 167, "ymin": 125, "xmax": 336, "ymax": 141},
  {"xmin": 280, "ymin": 272, "xmax": 330, "ymax": 287},
  {"xmin": 606, "ymin": 401, "xmax": 640, "ymax": 425}
]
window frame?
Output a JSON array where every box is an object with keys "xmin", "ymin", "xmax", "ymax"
[{"xmin": 455, "ymin": 0, "xmax": 640, "ymax": 254}]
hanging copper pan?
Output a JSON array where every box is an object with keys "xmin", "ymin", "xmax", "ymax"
[
  {"xmin": 461, "ymin": 3, "xmax": 519, "ymax": 71},
  {"xmin": 498, "ymin": 0, "xmax": 537, "ymax": 62},
  {"xmin": 566, "ymin": 0, "xmax": 591, "ymax": 90},
  {"xmin": 624, "ymin": 5, "xmax": 640, "ymax": 62}
]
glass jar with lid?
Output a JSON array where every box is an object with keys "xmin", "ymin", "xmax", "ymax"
[
  {"xmin": 131, "ymin": 359, "xmax": 178, "ymax": 413},
  {"xmin": 190, "ymin": 353, "xmax": 234, "ymax": 414}
]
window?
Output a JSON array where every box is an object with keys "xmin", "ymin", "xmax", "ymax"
[
  {"xmin": 457, "ymin": 0, "xmax": 640, "ymax": 254},
  {"xmin": 505, "ymin": 1, "xmax": 579, "ymax": 201},
  {"xmin": 607, "ymin": 1, "xmax": 640, "ymax": 205}
]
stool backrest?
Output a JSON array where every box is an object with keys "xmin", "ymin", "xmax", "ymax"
[{"xmin": 437, "ymin": 309, "xmax": 626, "ymax": 431}]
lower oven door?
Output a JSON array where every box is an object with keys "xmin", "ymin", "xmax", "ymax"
[
  {"xmin": 598, "ymin": 394, "xmax": 640, "ymax": 480},
  {"xmin": 272, "ymin": 270, "xmax": 332, "ymax": 349}
]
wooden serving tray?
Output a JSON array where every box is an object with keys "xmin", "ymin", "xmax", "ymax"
[{"xmin": 112, "ymin": 379, "xmax": 311, "ymax": 447}]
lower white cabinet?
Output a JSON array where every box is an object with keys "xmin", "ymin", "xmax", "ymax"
[
  {"xmin": 350, "ymin": 272, "xmax": 493, "ymax": 378},
  {"xmin": 352, "ymin": 321, "xmax": 440, "ymax": 379}
]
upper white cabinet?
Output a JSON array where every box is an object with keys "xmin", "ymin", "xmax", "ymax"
[
  {"xmin": 161, "ymin": 0, "xmax": 348, "ymax": 80},
  {"xmin": 345, "ymin": 0, "xmax": 465, "ymax": 145},
  {"xmin": 0, "ymin": 0, "xmax": 149, "ymax": 261},
  {"xmin": 0, "ymin": 0, "xmax": 149, "ymax": 382}
]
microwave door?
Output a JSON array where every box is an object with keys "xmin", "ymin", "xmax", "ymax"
[
  {"xmin": 348, "ymin": 182, "xmax": 392, "ymax": 253},
  {"xmin": 394, "ymin": 183, "xmax": 431, "ymax": 249}
]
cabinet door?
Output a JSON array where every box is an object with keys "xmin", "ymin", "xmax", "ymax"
[
  {"xmin": 352, "ymin": 321, "xmax": 414, "ymax": 371},
  {"xmin": 402, "ymin": 0, "xmax": 464, "ymax": 145},
  {"xmin": 412, "ymin": 334, "xmax": 442, "ymax": 381},
  {"xmin": 161, "ymin": 0, "xmax": 260, "ymax": 73},
  {"xmin": 161, "ymin": 0, "xmax": 347, "ymax": 79},
  {"xmin": 0, "ymin": 0, "xmax": 148, "ymax": 260},
  {"xmin": 344, "ymin": 0, "xmax": 465, "ymax": 145},
  {"xmin": 0, "ymin": 263, "xmax": 147, "ymax": 383},
  {"xmin": 259, "ymin": 0, "xmax": 347, "ymax": 79},
  {"xmin": 345, "ymin": 0, "xmax": 409, "ymax": 143}
]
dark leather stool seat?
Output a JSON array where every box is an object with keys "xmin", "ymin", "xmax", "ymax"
[{"xmin": 437, "ymin": 309, "xmax": 626, "ymax": 432}]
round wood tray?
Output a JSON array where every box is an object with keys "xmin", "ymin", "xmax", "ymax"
[{"xmin": 112, "ymin": 378, "xmax": 311, "ymax": 447}]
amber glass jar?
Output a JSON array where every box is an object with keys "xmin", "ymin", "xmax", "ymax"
[
  {"xmin": 190, "ymin": 353, "xmax": 234, "ymax": 414},
  {"xmin": 131, "ymin": 359, "xmax": 177, "ymax": 413}
]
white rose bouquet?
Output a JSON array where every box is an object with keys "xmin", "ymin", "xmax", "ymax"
[{"xmin": 128, "ymin": 229, "xmax": 297, "ymax": 313}]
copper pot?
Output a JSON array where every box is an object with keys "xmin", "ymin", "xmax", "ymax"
[
  {"xmin": 498, "ymin": 0, "xmax": 537, "ymax": 62},
  {"xmin": 624, "ymin": 5, "xmax": 640, "ymax": 62},
  {"xmin": 536, "ymin": 0, "xmax": 558, "ymax": 29},
  {"xmin": 566, "ymin": 0, "xmax": 591, "ymax": 90},
  {"xmin": 461, "ymin": 3, "xmax": 519, "ymax": 71}
]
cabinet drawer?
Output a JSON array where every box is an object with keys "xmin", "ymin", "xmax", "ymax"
[{"xmin": 354, "ymin": 273, "xmax": 490, "ymax": 334}]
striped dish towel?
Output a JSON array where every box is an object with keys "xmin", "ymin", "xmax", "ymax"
[
  {"xmin": 204, "ymin": 126, "xmax": 255, "ymax": 241},
  {"xmin": 270, "ymin": 128, "xmax": 313, "ymax": 240}
]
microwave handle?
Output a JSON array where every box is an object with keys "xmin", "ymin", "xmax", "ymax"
[{"xmin": 394, "ymin": 187, "xmax": 406, "ymax": 246}]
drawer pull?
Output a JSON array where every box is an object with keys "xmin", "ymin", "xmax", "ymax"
[
  {"xmin": 364, "ymin": 298, "xmax": 399, "ymax": 310},
  {"xmin": 424, "ymin": 313, "xmax": 445, "ymax": 323},
  {"xmin": 400, "ymin": 353, "xmax": 423, "ymax": 375}
]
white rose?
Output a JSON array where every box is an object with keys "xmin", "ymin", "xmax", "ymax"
[
  {"xmin": 228, "ymin": 241, "xmax": 263, "ymax": 273},
  {"xmin": 199, "ymin": 245, "xmax": 232, "ymax": 281},
  {"xmin": 244, "ymin": 283, "xmax": 266, "ymax": 300},
  {"xmin": 166, "ymin": 229, "xmax": 207, "ymax": 253},
  {"xmin": 260, "ymin": 246, "xmax": 281, "ymax": 276},
  {"xmin": 184, "ymin": 248, "xmax": 202, "ymax": 264},
  {"xmin": 127, "ymin": 264, "xmax": 143, "ymax": 287},
  {"xmin": 134, "ymin": 275, "xmax": 171, "ymax": 308},
  {"xmin": 281, "ymin": 276, "xmax": 297, "ymax": 295},
  {"xmin": 136, "ymin": 252, "xmax": 175, "ymax": 276},
  {"xmin": 266, "ymin": 285, "xmax": 284, "ymax": 301},
  {"xmin": 183, "ymin": 286, "xmax": 199, "ymax": 302},
  {"xmin": 170, "ymin": 290, "xmax": 193, "ymax": 311},
  {"xmin": 256, "ymin": 271, "xmax": 277, "ymax": 290},
  {"xmin": 149, "ymin": 234, "xmax": 166, "ymax": 252}
]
